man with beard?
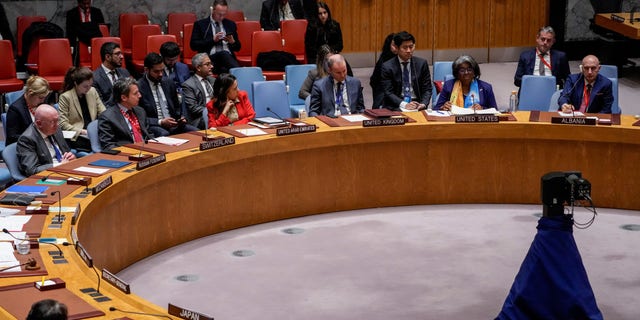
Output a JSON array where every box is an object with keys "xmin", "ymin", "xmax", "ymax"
[{"xmin": 93, "ymin": 42, "xmax": 130, "ymax": 105}]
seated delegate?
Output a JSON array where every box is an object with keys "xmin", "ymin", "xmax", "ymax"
[
  {"xmin": 558, "ymin": 55, "xmax": 613, "ymax": 114},
  {"xmin": 434, "ymin": 55, "xmax": 497, "ymax": 111},
  {"xmin": 206, "ymin": 73, "xmax": 256, "ymax": 128}
]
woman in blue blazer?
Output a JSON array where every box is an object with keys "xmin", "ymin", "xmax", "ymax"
[{"xmin": 434, "ymin": 55, "xmax": 497, "ymax": 111}]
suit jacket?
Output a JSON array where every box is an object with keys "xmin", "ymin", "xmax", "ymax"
[
  {"xmin": 65, "ymin": 6, "xmax": 104, "ymax": 45},
  {"xmin": 137, "ymin": 76, "xmax": 182, "ymax": 128},
  {"xmin": 6, "ymin": 96, "xmax": 33, "ymax": 146},
  {"xmin": 514, "ymin": 49, "xmax": 570, "ymax": 88},
  {"xmin": 380, "ymin": 56, "xmax": 432, "ymax": 110},
  {"xmin": 92, "ymin": 66, "xmax": 131, "ymax": 106},
  {"xmin": 206, "ymin": 90, "xmax": 256, "ymax": 127},
  {"xmin": 165, "ymin": 62, "xmax": 191, "ymax": 88},
  {"xmin": 58, "ymin": 87, "xmax": 106, "ymax": 140},
  {"xmin": 17, "ymin": 124, "xmax": 71, "ymax": 177},
  {"xmin": 98, "ymin": 105, "xmax": 153, "ymax": 151},
  {"xmin": 434, "ymin": 79, "xmax": 498, "ymax": 110},
  {"xmin": 190, "ymin": 18, "xmax": 241, "ymax": 56},
  {"xmin": 558, "ymin": 73, "xmax": 613, "ymax": 114},
  {"xmin": 309, "ymin": 75, "xmax": 364, "ymax": 117},
  {"xmin": 182, "ymin": 75, "xmax": 215, "ymax": 129},
  {"xmin": 260, "ymin": 0, "xmax": 305, "ymax": 31}
]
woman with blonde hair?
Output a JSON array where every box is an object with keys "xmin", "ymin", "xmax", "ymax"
[{"xmin": 6, "ymin": 76, "xmax": 51, "ymax": 145}]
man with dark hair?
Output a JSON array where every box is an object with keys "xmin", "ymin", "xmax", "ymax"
[
  {"xmin": 137, "ymin": 53, "xmax": 197, "ymax": 137},
  {"xmin": 27, "ymin": 299, "xmax": 68, "ymax": 320},
  {"xmin": 191, "ymin": 0, "xmax": 241, "ymax": 74},
  {"xmin": 98, "ymin": 77, "xmax": 153, "ymax": 150},
  {"xmin": 93, "ymin": 42, "xmax": 131, "ymax": 105},
  {"xmin": 182, "ymin": 53, "xmax": 215, "ymax": 129},
  {"xmin": 159, "ymin": 41, "xmax": 191, "ymax": 89},
  {"xmin": 260, "ymin": 0, "xmax": 305, "ymax": 31},
  {"xmin": 514, "ymin": 26, "xmax": 570, "ymax": 88},
  {"xmin": 66, "ymin": 0, "xmax": 104, "ymax": 63},
  {"xmin": 380, "ymin": 31, "xmax": 432, "ymax": 111}
]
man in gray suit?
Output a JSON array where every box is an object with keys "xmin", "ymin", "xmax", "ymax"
[
  {"xmin": 309, "ymin": 54, "xmax": 364, "ymax": 117},
  {"xmin": 17, "ymin": 105, "xmax": 76, "ymax": 177},
  {"xmin": 93, "ymin": 42, "xmax": 131, "ymax": 105},
  {"xmin": 182, "ymin": 53, "xmax": 215, "ymax": 129}
]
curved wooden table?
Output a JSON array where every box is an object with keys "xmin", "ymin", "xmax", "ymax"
[{"xmin": 3, "ymin": 111, "xmax": 640, "ymax": 318}]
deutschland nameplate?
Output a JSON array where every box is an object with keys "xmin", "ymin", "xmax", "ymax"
[
  {"xmin": 362, "ymin": 117, "xmax": 406, "ymax": 127},
  {"xmin": 136, "ymin": 154, "xmax": 166, "ymax": 170},
  {"xmin": 455, "ymin": 115, "xmax": 499, "ymax": 123},
  {"xmin": 200, "ymin": 136, "xmax": 235, "ymax": 151},
  {"xmin": 551, "ymin": 117, "xmax": 597, "ymax": 126},
  {"xmin": 91, "ymin": 176, "xmax": 112, "ymax": 195},
  {"xmin": 276, "ymin": 125, "xmax": 317, "ymax": 136}
]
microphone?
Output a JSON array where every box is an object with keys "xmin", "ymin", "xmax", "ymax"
[
  {"xmin": 109, "ymin": 306, "xmax": 172, "ymax": 319},
  {"xmin": 0, "ymin": 258, "xmax": 38, "ymax": 272},
  {"xmin": 266, "ymin": 107, "xmax": 289, "ymax": 126},
  {"xmin": 41, "ymin": 172, "xmax": 91, "ymax": 186},
  {"xmin": 559, "ymin": 73, "xmax": 583, "ymax": 114},
  {"xmin": 129, "ymin": 137, "xmax": 152, "ymax": 161},
  {"xmin": 50, "ymin": 191, "xmax": 63, "ymax": 224},
  {"xmin": 2, "ymin": 228, "xmax": 63, "ymax": 257}
]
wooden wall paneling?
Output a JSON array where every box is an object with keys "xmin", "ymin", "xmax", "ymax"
[
  {"xmin": 432, "ymin": 0, "xmax": 491, "ymax": 61},
  {"xmin": 324, "ymin": 0, "xmax": 377, "ymax": 53},
  {"xmin": 489, "ymin": 0, "xmax": 549, "ymax": 47}
]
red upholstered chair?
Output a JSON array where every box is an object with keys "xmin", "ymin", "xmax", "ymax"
[
  {"xmin": 99, "ymin": 24, "xmax": 110, "ymax": 37},
  {"xmin": 147, "ymin": 34, "xmax": 177, "ymax": 55},
  {"xmin": 226, "ymin": 10, "xmax": 245, "ymax": 22},
  {"xmin": 91, "ymin": 37, "xmax": 122, "ymax": 70},
  {"xmin": 165, "ymin": 12, "xmax": 196, "ymax": 51},
  {"xmin": 131, "ymin": 24, "xmax": 162, "ymax": 73},
  {"xmin": 182, "ymin": 23, "xmax": 196, "ymax": 69},
  {"xmin": 38, "ymin": 39, "xmax": 73, "ymax": 91},
  {"xmin": 0, "ymin": 41, "xmax": 25, "ymax": 110},
  {"xmin": 118, "ymin": 13, "xmax": 149, "ymax": 59},
  {"xmin": 252, "ymin": 31, "xmax": 285, "ymax": 80},
  {"xmin": 16, "ymin": 16, "xmax": 47, "ymax": 58},
  {"xmin": 280, "ymin": 19, "xmax": 307, "ymax": 64},
  {"xmin": 78, "ymin": 24, "xmax": 111, "ymax": 67},
  {"xmin": 236, "ymin": 21, "xmax": 261, "ymax": 67}
]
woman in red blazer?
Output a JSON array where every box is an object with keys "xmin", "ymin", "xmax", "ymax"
[{"xmin": 206, "ymin": 73, "xmax": 256, "ymax": 128}]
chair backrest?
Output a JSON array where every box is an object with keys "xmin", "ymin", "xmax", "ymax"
[
  {"xmin": 166, "ymin": 12, "xmax": 197, "ymax": 48},
  {"xmin": 87, "ymin": 120, "xmax": 101, "ymax": 153},
  {"xmin": 99, "ymin": 24, "xmax": 110, "ymax": 37},
  {"xmin": 38, "ymin": 38, "xmax": 73, "ymax": 77},
  {"xmin": 280, "ymin": 19, "xmax": 307, "ymax": 62},
  {"xmin": 17, "ymin": 16, "xmax": 47, "ymax": 57},
  {"xmin": 518, "ymin": 75, "xmax": 557, "ymax": 111},
  {"xmin": 252, "ymin": 80, "xmax": 289, "ymax": 118},
  {"xmin": 251, "ymin": 31, "xmax": 283, "ymax": 67},
  {"xmin": 131, "ymin": 24, "xmax": 162, "ymax": 61},
  {"xmin": 1, "ymin": 113, "xmax": 7, "ymax": 139},
  {"xmin": 226, "ymin": 10, "xmax": 246, "ymax": 22},
  {"xmin": 91, "ymin": 37, "xmax": 122, "ymax": 70},
  {"xmin": 236, "ymin": 21, "xmax": 261, "ymax": 66},
  {"xmin": 598, "ymin": 64, "xmax": 618, "ymax": 79},
  {"xmin": 118, "ymin": 13, "xmax": 149, "ymax": 53},
  {"xmin": 147, "ymin": 34, "xmax": 177, "ymax": 55},
  {"xmin": 432, "ymin": 61, "xmax": 453, "ymax": 104},
  {"xmin": 182, "ymin": 24, "xmax": 196, "ymax": 68},
  {"xmin": 284, "ymin": 64, "xmax": 314, "ymax": 106},
  {"xmin": 548, "ymin": 89, "xmax": 562, "ymax": 112},
  {"xmin": 5, "ymin": 89, "xmax": 24, "ymax": 107},
  {"xmin": 610, "ymin": 77, "xmax": 620, "ymax": 114},
  {"xmin": 230, "ymin": 67, "xmax": 265, "ymax": 106},
  {"xmin": 2, "ymin": 143, "xmax": 26, "ymax": 181},
  {"xmin": 0, "ymin": 40, "xmax": 18, "ymax": 80}
]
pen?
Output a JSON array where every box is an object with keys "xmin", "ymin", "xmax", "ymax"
[
  {"xmin": 41, "ymin": 276, "xmax": 45, "ymax": 286},
  {"xmin": 436, "ymin": 111, "xmax": 445, "ymax": 115}
]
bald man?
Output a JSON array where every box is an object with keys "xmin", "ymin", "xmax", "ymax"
[
  {"xmin": 309, "ymin": 54, "xmax": 364, "ymax": 117},
  {"xmin": 17, "ymin": 104, "xmax": 76, "ymax": 177},
  {"xmin": 558, "ymin": 55, "xmax": 613, "ymax": 114}
]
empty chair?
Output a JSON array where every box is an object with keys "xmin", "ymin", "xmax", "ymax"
[
  {"xmin": 147, "ymin": 34, "xmax": 177, "ymax": 55},
  {"xmin": 284, "ymin": 64, "xmax": 314, "ymax": 117},
  {"xmin": 281, "ymin": 19, "xmax": 308, "ymax": 64},
  {"xmin": 230, "ymin": 67, "xmax": 265, "ymax": 106},
  {"xmin": 226, "ymin": 10, "xmax": 245, "ymax": 22},
  {"xmin": 38, "ymin": 39, "xmax": 73, "ymax": 91},
  {"xmin": 0, "ymin": 41, "xmax": 25, "ymax": 111},
  {"xmin": 182, "ymin": 23, "xmax": 196, "ymax": 69},
  {"xmin": 432, "ymin": 61, "xmax": 453, "ymax": 104},
  {"xmin": 518, "ymin": 75, "xmax": 557, "ymax": 111},
  {"xmin": 252, "ymin": 80, "xmax": 289, "ymax": 118},
  {"xmin": 598, "ymin": 64, "xmax": 618, "ymax": 79},
  {"xmin": 130, "ymin": 24, "xmax": 162, "ymax": 73},
  {"xmin": 119, "ymin": 13, "xmax": 149, "ymax": 58},
  {"xmin": 87, "ymin": 120, "xmax": 101, "ymax": 153},
  {"xmin": 235, "ymin": 21, "xmax": 261, "ymax": 67},
  {"xmin": 252, "ymin": 31, "xmax": 285, "ymax": 80},
  {"xmin": 165, "ymin": 12, "xmax": 197, "ymax": 50},
  {"xmin": 548, "ymin": 90, "xmax": 562, "ymax": 111},
  {"xmin": 610, "ymin": 78, "xmax": 620, "ymax": 114},
  {"xmin": 2, "ymin": 143, "xmax": 26, "ymax": 182},
  {"xmin": 16, "ymin": 16, "xmax": 47, "ymax": 58},
  {"xmin": 91, "ymin": 37, "xmax": 122, "ymax": 70}
]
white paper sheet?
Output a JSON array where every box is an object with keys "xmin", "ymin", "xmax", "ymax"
[
  {"xmin": 341, "ymin": 114, "xmax": 370, "ymax": 122},
  {"xmin": 0, "ymin": 216, "xmax": 31, "ymax": 231},
  {"xmin": 149, "ymin": 136, "xmax": 189, "ymax": 146},
  {"xmin": 558, "ymin": 111, "xmax": 585, "ymax": 117},
  {"xmin": 62, "ymin": 130, "xmax": 76, "ymax": 139},
  {"xmin": 426, "ymin": 110, "xmax": 451, "ymax": 117},
  {"xmin": 236, "ymin": 128, "xmax": 268, "ymax": 136},
  {"xmin": 0, "ymin": 207, "xmax": 21, "ymax": 217},
  {"xmin": 0, "ymin": 231, "xmax": 27, "ymax": 242},
  {"xmin": 73, "ymin": 166, "xmax": 109, "ymax": 174}
]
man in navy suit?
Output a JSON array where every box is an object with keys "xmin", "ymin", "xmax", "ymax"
[
  {"xmin": 309, "ymin": 54, "xmax": 364, "ymax": 117},
  {"xmin": 190, "ymin": 0, "xmax": 240, "ymax": 74},
  {"xmin": 159, "ymin": 41, "xmax": 191, "ymax": 89},
  {"xmin": 93, "ymin": 42, "xmax": 131, "ymax": 106},
  {"xmin": 380, "ymin": 31, "xmax": 432, "ymax": 111},
  {"xmin": 558, "ymin": 55, "xmax": 613, "ymax": 114},
  {"xmin": 137, "ymin": 53, "xmax": 197, "ymax": 137},
  {"xmin": 514, "ymin": 26, "xmax": 570, "ymax": 89}
]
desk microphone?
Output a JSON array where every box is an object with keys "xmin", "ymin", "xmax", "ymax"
[
  {"xmin": 559, "ymin": 73, "xmax": 583, "ymax": 114},
  {"xmin": 2, "ymin": 228, "xmax": 63, "ymax": 257},
  {"xmin": 41, "ymin": 172, "xmax": 91, "ymax": 186},
  {"xmin": 50, "ymin": 191, "xmax": 63, "ymax": 224},
  {"xmin": 0, "ymin": 258, "xmax": 38, "ymax": 272},
  {"xmin": 266, "ymin": 107, "xmax": 288, "ymax": 123},
  {"xmin": 108, "ymin": 306, "xmax": 172, "ymax": 319}
]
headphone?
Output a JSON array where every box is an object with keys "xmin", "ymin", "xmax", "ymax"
[{"xmin": 579, "ymin": 65, "xmax": 583, "ymax": 73}]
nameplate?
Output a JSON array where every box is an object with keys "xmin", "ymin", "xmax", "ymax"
[
  {"xmin": 76, "ymin": 242, "xmax": 93, "ymax": 268},
  {"xmin": 362, "ymin": 117, "xmax": 406, "ymax": 127},
  {"xmin": 611, "ymin": 14, "xmax": 625, "ymax": 23},
  {"xmin": 136, "ymin": 154, "xmax": 167, "ymax": 170},
  {"xmin": 70, "ymin": 226, "xmax": 78, "ymax": 248},
  {"xmin": 199, "ymin": 137, "xmax": 236, "ymax": 151},
  {"xmin": 551, "ymin": 117, "xmax": 597, "ymax": 126},
  {"xmin": 276, "ymin": 124, "xmax": 317, "ymax": 136},
  {"xmin": 455, "ymin": 115, "xmax": 499, "ymax": 123},
  {"xmin": 168, "ymin": 303, "xmax": 214, "ymax": 320},
  {"xmin": 102, "ymin": 269, "xmax": 131, "ymax": 294},
  {"xmin": 26, "ymin": 205, "xmax": 49, "ymax": 215},
  {"xmin": 71, "ymin": 203, "xmax": 81, "ymax": 225},
  {"xmin": 91, "ymin": 175, "xmax": 113, "ymax": 195}
]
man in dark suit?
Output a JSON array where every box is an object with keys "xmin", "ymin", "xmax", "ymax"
[
  {"xmin": 380, "ymin": 31, "xmax": 432, "ymax": 111},
  {"xmin": 159, "ymin": 41, "xmax": 191, "ymax": 89},
  {"xmin": 309, "ymin": 54, "xmax": 364, "ymax": 117},
  {"xmin": 190, "ymin": 0, "xmax": 240, "ymax": 74},
  {"xmin": 260, "ymin": 0, "xmax": 305, "ymax": 31},
  {"xmin": 17, "ymin": 105, "xmax": 76, "ymax": 177},
  {"xmin": 65, "ymin": 0, "xmax": 104, "ymax": 62},
  {"xmin": 558, "ymin": 55, "xmax": 613, "ymax": 114},
  {"xmin": 98, "ymin": 78, "xmax": 153, "ymax": 151},
  {"xmin": 514, "ymin": 26, "xmax": 570, "ymax": 89},
  {"xmin": 137, "ymin": 53, "xmax": 197, "ymax": 137},
  {"xmin": 182, "ymin": 53, "xmax": 215, "ymax": 129},
  {"xmin": 93, "ymin": 42, "xmax": 130, "ymax": 106}
]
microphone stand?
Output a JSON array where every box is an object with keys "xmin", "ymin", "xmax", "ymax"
[
  {"xmin": 266, "ymin": 107, "xmax": 290, "ymax": 127},
  {"xmin": 2, "ymin": 228, "xmax": 63, "ymax": 257},
  {"xmin": 128, "ymin": 138, "xmax": 152, "ymax": 161},
  {"xmin": 50, "ymin": 191, "xmax": 63, "ymax": 224}
]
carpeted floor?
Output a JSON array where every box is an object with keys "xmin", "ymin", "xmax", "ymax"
[{"xmin": 118, "ymin": 204, "xmax": 640, "ymax": 320}]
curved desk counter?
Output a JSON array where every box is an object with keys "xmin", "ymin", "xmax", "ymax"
[{"xmin": 2, "ymin": 111, "xmax": 640, "ymax": 318}]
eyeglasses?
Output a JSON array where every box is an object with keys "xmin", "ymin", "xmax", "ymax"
[{"xmin": 458, "ymin": 68, "xmax": 474, "ymax": 74}]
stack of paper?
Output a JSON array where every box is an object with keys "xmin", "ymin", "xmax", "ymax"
[{"xmin": 150, "ymin": 136, "xmax": 190, "ymax": 146}]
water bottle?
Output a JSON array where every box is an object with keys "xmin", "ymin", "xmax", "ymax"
[
  {"xmin": 509, "ymin": 90, "xmax": 518, "ymax": 113},
  {"xmin": 298, "ymin": 109, "xmax": 307, "ymax": 120}
]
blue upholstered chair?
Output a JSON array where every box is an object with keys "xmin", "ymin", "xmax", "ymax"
[
  {"xmin": 87, "ymin": 120, "xmax": 101, "ymax": 153},
  {"xmin": 432, "ymin": 61, "xmax": 453, "ymax": 104},
  {"xmin": 285, "ymin": 64, "xmax": 314, "ymax": 117},
  {"xmin": 2, "ymin": 143, "xmax": 26, "ymax": 181},
  {"xmin": 518, "ymin": 75, "xmax": 557, "ymax": 111},
  {"xmin": 252, "ymin": 80, "xmax": 289, "ymax": 119},
  {"xmin": 230, "ymin": 67, "xmax": 265, "ymax": 106}
]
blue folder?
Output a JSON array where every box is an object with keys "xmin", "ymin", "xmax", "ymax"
[
  {"xmin": 5, "ymin": 185, "xmax": 48, "ymax": 194},
  {"xmin": 88, "ymin": 159, "xmax": 131, "ymax": 169}
]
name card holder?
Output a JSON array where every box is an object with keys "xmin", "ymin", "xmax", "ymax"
[
  {"xmin": 91, "ymin": 176, "xmax": 113, "ymax": 195},
  {"xmin": 26, "ymin": 205, "xmax": 49, "ymax": 215},
  {"xmin": 551, "ymin": 117, "xmax": 597, "ymax": 126},
  {"xmin": 455, "ymin": 115, "xmax": 499, "ymax": 123},
  {"xmin": 362, "ymin": 118, "xmax": 406, "ymax": 127},
  {"xmin": 200, "ymin": 137, "xmax": 236, "ymax": 151},
  {"xmin": 75, "ymin": 242, "xmax": 93, "ymax": 268},
  {"xmin": 168, "ymin": 303, "xmax": 214, "ymax": 320},
  {"xmin": 102, "ymin": 269, "xmax": 131, "ymax": 294},
  {"xmin": 136, "ymin": 154, "xmax": 166, "ymax": 170},
  {"xmin": 70, "ymin": 203, "xmax": 81, "ymax": 225},
  {"xmin": 35, "ymin": 278, "xmax": 65, "ymax": 291},
  {"xmin": 276, "ymin": 124, "xmax": 317, "ymax": 136}
]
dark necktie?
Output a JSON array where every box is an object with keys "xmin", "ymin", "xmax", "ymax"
[
  {"xmin": 203, "ymin": 78, "xmax": 213, "ymax": 98},
  {"xmin": 402, "ymin": 62, "xmax": 411, "ymax": 102},
  {"xmin": 155, "ymin": 83, "xmax": 169, "ymax": 119},
  {"xmin": 109, "ymin": 70, "xmax": 117, "ymax": 84},
  {"xmin": 538, "ymin": 52, "xmax": 546, "ymax": 75},
  {"xmin": 335, "ymin": 81, "xmax": 344, "ymax": 116},
  {"xmin": 49, "ymin": 136, "xmax": 62, "ymax": 162},
  {"xmin": 214, "ymin": 22, "xmax": 223, "ymax": 52}
]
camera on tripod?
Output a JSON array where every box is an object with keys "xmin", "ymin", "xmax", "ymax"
[{"xmin": 541, "ymin": 171, "xmax": 591, "ymax": 217}]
